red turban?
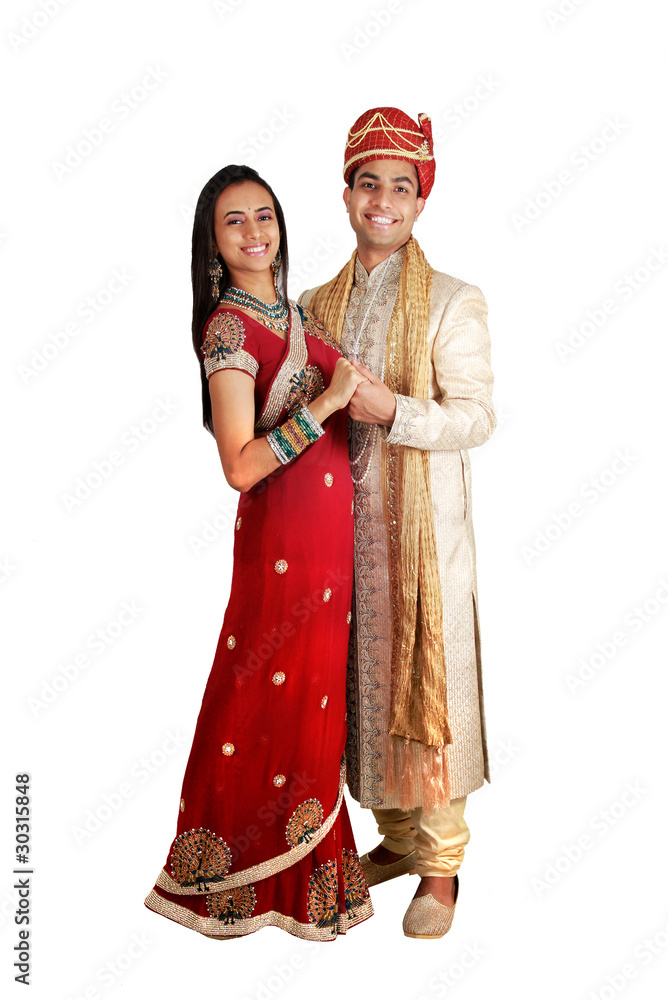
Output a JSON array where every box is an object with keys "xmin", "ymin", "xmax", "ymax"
[{"xmin": 343, "ymin": 107, "xmax": 436, "ymax": 199}]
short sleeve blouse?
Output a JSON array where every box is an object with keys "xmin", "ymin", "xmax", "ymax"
[{"xmin": 201, "ymin": 309, "xmax": 260, "ymax": 381}]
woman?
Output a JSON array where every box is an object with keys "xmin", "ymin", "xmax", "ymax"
[{"xmin": 144, "ymin": 164, "xmax": 373, "ymax": 940}]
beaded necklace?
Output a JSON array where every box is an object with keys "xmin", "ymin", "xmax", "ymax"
[
  {"xmin": 346, "ymin": 255, "xmax": 393, "ymax": 485},
  {"xmin": 220, "ymin": 285, "xmax": 289, "ymax": 334}
]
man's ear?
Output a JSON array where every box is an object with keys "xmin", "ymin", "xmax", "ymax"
[
  {"xmin": 343, "ymin": 186, "xmax": 351, "ymax": 212},
  {"xmin": 415, "ymin": 196, "xmax": 426, "ymax": 221}
]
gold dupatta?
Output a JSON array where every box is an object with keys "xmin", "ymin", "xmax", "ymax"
[{"xmin": 309, "ymin": 237, "xmax": 452, "ymax": 770}]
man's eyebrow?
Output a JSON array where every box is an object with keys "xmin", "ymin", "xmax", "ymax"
[
  {"xmin": 223, "ymin": 205, "xmax": 272, "ymax": 217},
  {"xmin": 357, "ymin": 170, "xmax": 415, "ymax": 186}
]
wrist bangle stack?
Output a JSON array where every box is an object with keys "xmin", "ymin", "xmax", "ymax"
[{"xmin": 266, "ymin": 405, "xmax": 325, "ymax": 465}]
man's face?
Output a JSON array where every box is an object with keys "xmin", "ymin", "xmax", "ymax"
[{"xmin": 343, "ymin": 158, "xmax": 425, "ymax": 259}]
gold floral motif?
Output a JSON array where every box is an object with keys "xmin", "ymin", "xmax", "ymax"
[
  {"xmin": 285, "ymin": 799, "xmax": 324, "ymax": 847},
  {"xmin": 273, "ymin": 774, "xmax": 286, "ymax": 787},
  {"xmin": 321, "ymin": 696, "xmax": 328, "ymax": 709},
  {"xmin": 272, "ymin": 672, "xmax": 286, "ymax": 686},
  {"xmin": 323, "ymin": 589, "xmax": 332, "ymax": 602},
  {"xmin": 286, "ymin": 365, "xmax": 325, "ymax": 416},
  {"xmin": 226, "ymin": 635, "xmax": 236, "ymax": 649},
  {"xmin": 299, "ymin": 306, "xmax": 342, "ymax": 353},
  {"xmin": 206, "ymin": 884, "xmax": 256, "ymax": 924},
  {"xmin": 222, "ymin": 743, "xmax": 235, "ymax": 756},
  {"xmin": 170, "ymin": 827, "xmax": 232, "ymax": 890},
  {"xmin": 180, "ymin": 798, "xmax": 185, "ymax": 813},
  {"xmin": 346, "ymin": 611, "xmax": 352, "ymax": 624},
  {"xmin": 324, "ymin": 473, "xmax": 334, "ymax": 487},
  {"xmin": 274, "ymin": 559, "xmax": 288, "ymax": 574},
  {"xmin": 342, "ymin": 849, "xmax": 371, "ymax": 915},
  {"xmin": 236, "ymin": 518, "xmax": 242, "ymax": 530},
  {"xmin": 307, "ymin": 860, "xmax": 339, "ymax": 930}
]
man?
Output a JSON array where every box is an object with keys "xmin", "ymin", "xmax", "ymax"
[{"xmin": 299, "ymin": 107, "xmax": 495, "ymax": 938}]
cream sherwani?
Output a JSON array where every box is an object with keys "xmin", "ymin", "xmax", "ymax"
[{"xmin": 300, "ymin": 244, "xmax": 495, "ymax": 812}]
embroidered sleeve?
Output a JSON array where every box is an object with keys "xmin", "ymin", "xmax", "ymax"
[
  {"xmin": 201, "ymin": 311, "xmax": 259, "ymax": 380},
  {"xmin": 382, "ymin": 283, "xmax": 496, "ymax": 451},
  {"xmin": 380, "ymin": 394, "xmax": 423, "ymax": 446},
  {"xmin": 297, "ymin": 304, "xmax": 342, "ymax": 354}
]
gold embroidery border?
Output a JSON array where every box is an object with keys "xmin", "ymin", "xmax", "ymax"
[
  {"xmin": 204, "ymin": 351, "xmax": 259, "ymax": 380},
  {"xmin": 344, "ymin": 147, "xmax": 432, "ymax": 172},
  {"xmin": 255, "ymin": 304, "xmax": 308, "ymax": 431},
  {"xmin": 144, "ymin": 889, "xmax": 373, "ymax": 941},
  {"xmin": 155, "ymin": 759, "xmax": 346, "ymax": 896},
  {"xmin": 299, "ymin": 305, "xmax": 342, "ymax": 354},
  {"xmin": 382, "ymin": 273, "xmax": 404, "ymax": 734}
]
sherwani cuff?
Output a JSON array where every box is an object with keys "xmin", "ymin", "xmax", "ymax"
[{"xmin": 381, "ymin": 393, "xmax": 413, "ymax": 445}]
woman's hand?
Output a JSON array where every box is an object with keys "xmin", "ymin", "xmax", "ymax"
[
  {"xmin": 323, "ymin": 357, "xmax": 369, "ymax": 411},
  {"xmin": 347, "ymin": 360, "xmax": 397, "ymax": 427}
]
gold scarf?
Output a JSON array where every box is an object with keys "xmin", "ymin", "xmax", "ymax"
[{"xmin": 309, "ymin": 235, "xmax": 451, "ymax": 751}]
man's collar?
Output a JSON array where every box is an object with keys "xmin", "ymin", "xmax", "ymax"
[{"xmin": 354, "ymin": 244, "xmax": 407, "ymax": 289}]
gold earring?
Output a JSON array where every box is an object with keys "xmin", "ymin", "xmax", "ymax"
[
  {"xmin": 271, "ymin": 248, "xmax": 282, "ymax": 291},
  {"xmin": 208, "ymin": 252, "xmax": 223, "ymax": 299}
]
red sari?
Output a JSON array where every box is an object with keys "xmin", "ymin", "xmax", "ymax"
[{"xmin": 144, "ymin": 302, "xmax": 373, "ymax": 940}]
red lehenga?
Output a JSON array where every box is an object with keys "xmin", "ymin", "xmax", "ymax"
[{"xmin": 144, "ymin": 302, "xmax": 373, "ymax": 940}]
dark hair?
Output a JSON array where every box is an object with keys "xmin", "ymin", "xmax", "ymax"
[
  {"xmin": 348, "ymin": 163, "xmax": 422, "ymax": 198},
  {"xmin": 191, "ymin": 164, "xmax": 289, "ymax": 435}
]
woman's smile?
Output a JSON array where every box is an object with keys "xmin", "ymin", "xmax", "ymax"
[{"xmin": 240, "ymin": 242, "xmax": 269, "ymax": 256}]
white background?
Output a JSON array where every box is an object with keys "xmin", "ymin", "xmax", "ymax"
[{"xmin": 2, "ymin": 0, "xmax": 667, "ymax": 998}]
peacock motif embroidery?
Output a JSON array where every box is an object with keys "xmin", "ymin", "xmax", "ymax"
[
  {"xmin": 169, "ymin": 827, "xmax": 232, "ymax": 891},
  {"xmin": 206, "ymin": 884, "xmax": 256, "ymax": 924}
]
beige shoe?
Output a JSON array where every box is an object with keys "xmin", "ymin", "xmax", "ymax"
[
  {"xmin": 359, "ymin": 848, "xmax": 418, "ymax": 888},
  {"xmin": 402, "ymin": 873, "xmax": 459, "ymax": 939}
]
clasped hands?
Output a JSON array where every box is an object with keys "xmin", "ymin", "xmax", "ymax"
[{"xmin": 347, "ymin": 359, "xmax": 397, "ymax": 427}]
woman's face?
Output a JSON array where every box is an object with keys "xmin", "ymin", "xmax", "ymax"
[{"xmin": 212, "ymin": 180, "xmax": 281, "ymax": 284}]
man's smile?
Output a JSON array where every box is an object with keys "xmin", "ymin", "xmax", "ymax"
[{"xmin": 365, "ymin": 214, "xmax": 398, "ymax": 226}]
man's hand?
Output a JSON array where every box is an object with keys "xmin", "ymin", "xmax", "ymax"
[{"xmin": 348, "ymin": 360, "xmax": 397, "ymax": 427}]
